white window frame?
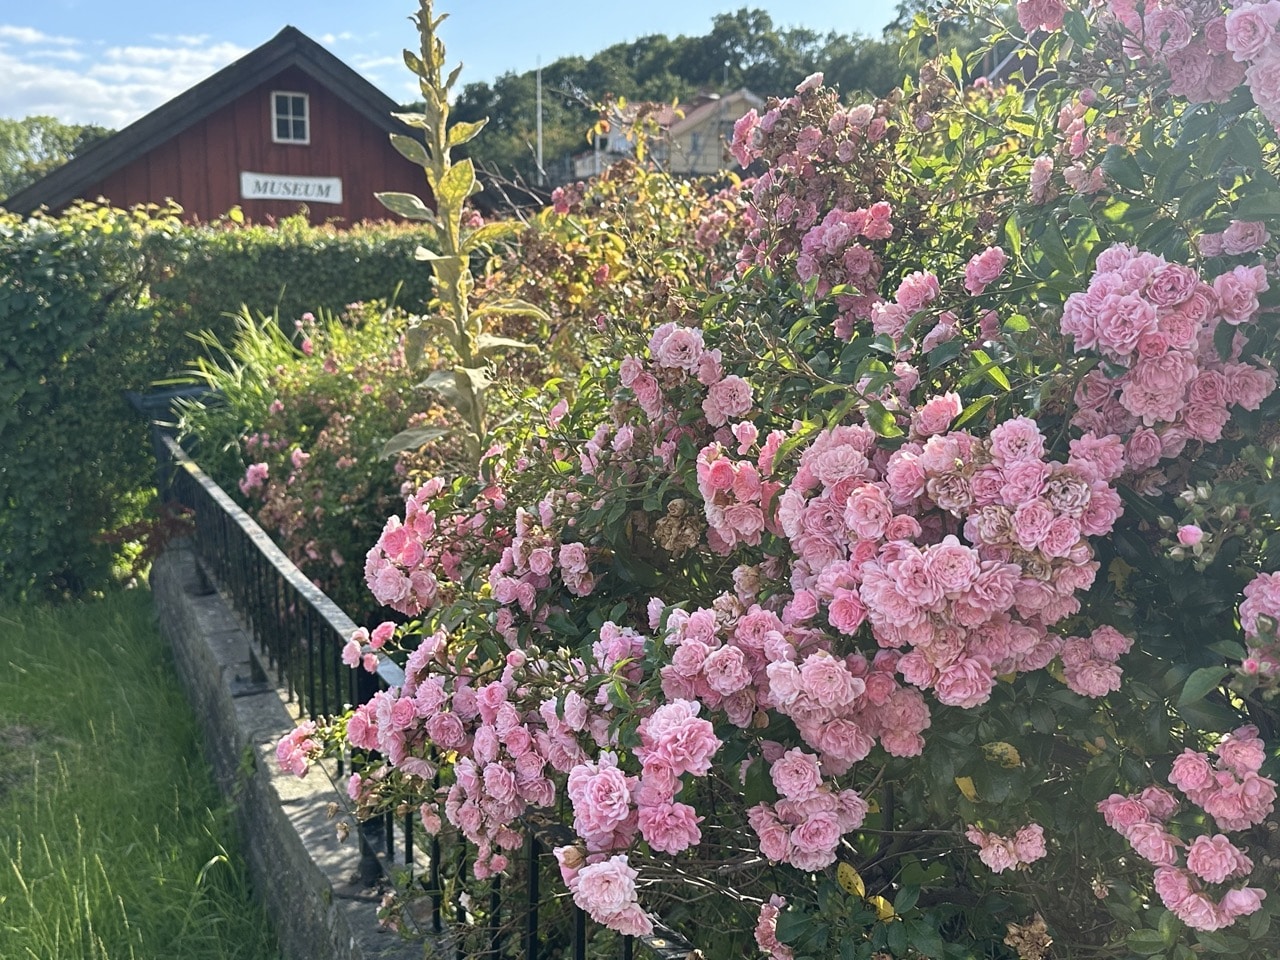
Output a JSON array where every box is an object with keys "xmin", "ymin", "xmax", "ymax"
[{"xmin": 271, "ymin": 90, "xmax": 310, "ymax": 145}]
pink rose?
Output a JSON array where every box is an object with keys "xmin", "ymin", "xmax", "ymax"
[
  {"xmin": 1177, "ymin": 524, "xmax": 1204, "ymax": 546},
  {"xmin": 1222, "ymin": 220, "xmax": 1270, "ymax": 255},
  {"xmin": 1225, "ymin": 4, "xmax": 1278, "ymax": 62},
  {"xmin": 1126, "ymin": 822, "xmax": 1182, "ymax": 865},
  {"xmin": 770, "ymin": 748, "xmax": 824, "ymax": 801},
  {"xmin": 964, "ymin": 245, "xmax": 1008, "ymax": 295},
  {"xmin": 913, "ymin": 393, "xmax": 962, "ymax": 437},
  {"xmin": 1185, "ymin": 834, "xmax": 1252, "ymax": 884},
  {"xmin": 637, "ymin": 801, "xmax": 702, "ymax": 854}
]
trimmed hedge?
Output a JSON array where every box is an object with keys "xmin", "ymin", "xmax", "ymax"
[
  {"xmin": 0, "ymin": 201, "xmax": 438, "ymax": 601},
  {"xmin": 146, "ymin": 213, "xmax": 438, "ymax": 337}
]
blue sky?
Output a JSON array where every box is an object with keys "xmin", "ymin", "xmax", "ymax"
[{"xmin": 0, "ymin": 1, "xmax": 903, "ymax": 128}]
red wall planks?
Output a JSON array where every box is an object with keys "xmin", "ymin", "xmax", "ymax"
[{"xmin": 79, "ymin": 66, "xmax": 425, "ymax": 224}]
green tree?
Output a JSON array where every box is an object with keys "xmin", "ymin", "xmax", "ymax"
[
  {"xmin": 446, "ymin": 7, "xmax": 906, "ymax": 186},
  {"xmin": 0, "ymin": 116, "xmax": 112, "ymax": 203}
]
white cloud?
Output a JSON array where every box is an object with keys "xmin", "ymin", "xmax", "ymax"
[
  {"xmin": 352, "ymin": 55, "xmax": 401, "ymax": 72},
  {"xmin": 0, "ymin": 25, "xmax": 76, "ymax": 46},
  {"xmin": 0, "ymin": 36, "xmax": 250, "ymax": 128},
  {"xmin": 149, "ymin": 33, "xmax": 214, "ymax": 47}
]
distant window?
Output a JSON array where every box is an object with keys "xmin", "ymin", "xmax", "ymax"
[{"xmin": 271, "ymin": 91, "xmax": 309, "ymax": 144}]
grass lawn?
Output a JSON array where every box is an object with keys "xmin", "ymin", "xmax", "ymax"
[{"xmin": 0, "ymin": 587, "xmax": 281, "ymax": 960}]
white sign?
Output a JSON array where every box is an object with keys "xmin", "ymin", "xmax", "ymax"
[{"xmin": 239, "ymin": 172, "xmax": 343, "ymax": 204}]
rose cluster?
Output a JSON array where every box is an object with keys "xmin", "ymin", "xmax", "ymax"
[
  {"xmin": 964, "ymin": 822, "xmax": 1048, "ymax": 873},
  {"xmin": 1237, "ymin": 571, "xmax": 1280, "ymax": 686},
  {"xmin": 1098, "ymin": 725, "xmax": 1275, "ymax": 931},
  {"xmin": 1063, "ymin": 243, "xmax": 1276, "ymax": 477},
  {"xmin": 775, "ymin": 414, "xmax": 1124, "ymax": 711},
  {"xmin": 732, "ymin": 74, "xmax": 900, "ymax": 338}
]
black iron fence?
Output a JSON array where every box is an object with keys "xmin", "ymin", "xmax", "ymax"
[{"xmin": 155, "ymin": 433, "xmax": 700, "ymax": 960}]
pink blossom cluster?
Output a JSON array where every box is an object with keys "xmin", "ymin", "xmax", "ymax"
[
  {"xmin": 1238, "ymin": 571, "xmax": 1280, "ymax": 681},
  {"xmin": 1016, "ymin": 0, "xmax": 1066, "ymax": 33},
  {"xmin": 695, "ymin": 443, "xmax": 783, "ymax": 554},
  {"xmin": 774, "ymin": 417, "xmax": 1123, "ymax": 710},
  {"xmin": 1059, "ymin": 624, "xmax": 1134, "ymax": 697},
  {"xmin": 964, "ymin": 822, "xmax": 1048, "ymax": 873},
  {"xmin": 239, "ymin": 461, "xmax": 269, "ymax": 495},
  {"xmin": 963, "ymin": 245, "xmax": 1010, "ymax": 296},
  {"xmin": 564, "ymin": 697, "xmax": 716, "ymax": 857},
  {"xmin": 754, "ymin": 894, "xmax": 794, "ymax": 960},
  {"xmin": 731, "ymin": 77, "xmax": 899, "ymax": 338},
  {"xmin": 555, "ymin": 850, "xmax": 652, "ymax": 936},
  {"xmin": 347, "ymin": 639, "xmax": 579, "ymax": 877},
  {"xmin": 276, "ymin": 719, "xmax": 318, "ymax": 777},
  {"xmin": 1063, "ymin": 244, "xmax": 1276, "ymax": 472},
  {"xmin": 489, "ymin": 501, "xmax": 598, "ymax": 616},
  {"xmin": 870, "ymin": 267, "xmax": 938, "ymax": 341},
  {"xmin": 747, "ymin": 776, "xmax": 869, "ymax": 871},
  {"xmin": 620, "ymin": 321, "xmax": 754, "ymax": 430},
  {"xmin": 1098, "ymin": 726, "xmax": 1274, "ymax": 930},
  {"xmin": 363, "ymin": 478, "xmax": 446, "ymax": 614},
  {"xmin": 364, "ymin": 476, "xmax": 513, "ymax": 616},
  {"xmin": 1199, "ymin": 220, "xmax": 1272, "ymax": 257}
]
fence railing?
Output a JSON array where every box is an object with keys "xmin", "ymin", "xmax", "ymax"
[{"xmin": 155, "ymin": 432, "xmax": 700, "ymax": 960}]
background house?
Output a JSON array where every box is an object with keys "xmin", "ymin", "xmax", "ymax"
[
  {"xmin": 2, "ymin": 27, "xmax": 427, "ymax": 224},
  {"xmin": 570, "ymin": 88, "xmax": 761, "ymax": 181}
]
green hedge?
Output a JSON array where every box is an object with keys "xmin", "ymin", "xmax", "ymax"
[
  {"xmin": 145, "ymin": 212, "xmax": 438, "ymax": 339},
  {"xmin": 0, "ymin": 201, "xmax": 437, "ymax": 601}
]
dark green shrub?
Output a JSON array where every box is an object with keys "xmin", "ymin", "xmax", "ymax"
[{"xmin": 0, "ymin": 201, "xmax": 439, "ymax": 601}]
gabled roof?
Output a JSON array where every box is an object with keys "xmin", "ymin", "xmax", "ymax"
[
  {"xmin": 3, "ymin": 26, "xmax": 411, "ymax": 215},
  {"xmin": 669, "ymin": 89, "xmax": 762, "ymax": 138}
]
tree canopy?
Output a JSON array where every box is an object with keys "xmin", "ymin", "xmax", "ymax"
[
  {"xmin": 0, "ymin": 116, "xmax": 113, "ymax": 203},
  {"xmin": 447, "ymin": 7, "xmax": 910, "ymax": 187}
]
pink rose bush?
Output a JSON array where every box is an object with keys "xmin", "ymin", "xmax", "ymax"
[
  {"xmin": 258, "ymin": 0, "xmax": 1280, "ymax": 956},
  {"xmin": 1062, "ymin": 243, "xmax": 1276, "ymax": 483},
  {"xmin": 1100, "ymin": 726, "xmax": 1274, "ymax": 931}
]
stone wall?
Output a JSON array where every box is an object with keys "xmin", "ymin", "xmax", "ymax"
[{"xmin": 150, "ymin": 543, "xmax": 431, "ymax": 960}]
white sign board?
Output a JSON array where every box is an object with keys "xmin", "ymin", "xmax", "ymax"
[{"xmin": 239, "ymin": 172, "xmax": 343, "ymax": 204}]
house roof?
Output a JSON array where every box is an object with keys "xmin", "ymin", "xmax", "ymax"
[
  {"xmin": 3, "ymin": 25, "xmax": 412, "ymax": 215},
  {"xmin": 669, "ymin": 88, "xmax": 762, "ymax": 138}
]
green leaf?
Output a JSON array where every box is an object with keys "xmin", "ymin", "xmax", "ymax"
[
  {"xmin": 1153, "ymin": 151, "xmax": 1191, "ymax": 205},
  {"xmin": 953, "ymin": 394, "xmax": 996, "ymax": 429},
  {"xmin": 893, "ymin": 885, "xmax": 920, "ymax": 913},
  {"xmin": 414, "ymin": 245, "xmax": 450, "ymax": 261},
  {"xmin": 391, "ymin": 110, "xmax": 432, "ymax": 131},
  {"xmin": 376, "ymin": 191, "xmax": 436, "ymax": 221},
  {"xmin": 863, "ymin": 399, "xmax": 903, "ymax": 438},
  {"xmin": 435, "ymin": 157, "xmax": 479, "ymax": 211},
  {"xmin": 1126, "ymin": 929, "xmax": 1169, "ymax": 956},
  {"xmin": 886, "ymin": 920, "xmax": 907, "ymax": 956},
  {"xmin": 471, "ymin": 298, "xmax": 552, "ymax": 324},
  {"xmin": 1036, "ymin": 219, "xmax": 1075, "ymax": 276},
  {"xmin": 380, "ymin": 425, "xmax": 449, "ymax": 459},
  {"xmin": 1102, "ymin": 145, "xmax": 1145, "ymax": 192},
  {"xmin": 476, "ymin": 333, "xmax": 540, "ymax": 356},
  {"xmin": 1178, "ymin": 180, "xmax": 1220, "ymax": 221},
  {"xmin": 969, "ymin": 349, "xmax": 1011, "ymax": 391},
  {"xmin": 461, "ymin": 220, "xmax": 522, "ymax": 253},
  {"xmin": 1177, "ymin": 665, "xmax": 1230, "ymax": 707},
  {"xmin": 1063, "ymin": 9, "xmax": 1091, "ymax": 47},
  {"xmin": 447, "ymin": 118, "xmax": 488, "ymax": 147},
  {"xmin": 1237, "ymin": 192, "xmax": 1280, "ymax": 220},
  {"xmin": 775, "ymin": 908, "xmax": 808, "ymax": 945},
  {"xmin": 389, "ymin": 133, "xmax": 429, "ymax": 168},
  {"xmin": 1195, "ymin": 931, "xmax": 1248, "ymax": 954}
]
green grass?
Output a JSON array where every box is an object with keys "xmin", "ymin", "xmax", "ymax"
[{"xmin": 0, "ymin": 588, "xmax": 281, "ymax": 960}]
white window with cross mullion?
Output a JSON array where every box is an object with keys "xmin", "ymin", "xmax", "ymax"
[{"xmin": 272, "ymin": 91, "xmax": 310, "ymax": 145}]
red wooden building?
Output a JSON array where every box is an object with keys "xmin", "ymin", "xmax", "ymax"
[{"xmin": 4, "ymin": 27, "xmax": 427, "ymax": 224}]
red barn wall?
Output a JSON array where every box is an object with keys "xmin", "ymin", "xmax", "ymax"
[{"xmin": 81, "ymin": 66, "xmax": 427, "ymax": 224}]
